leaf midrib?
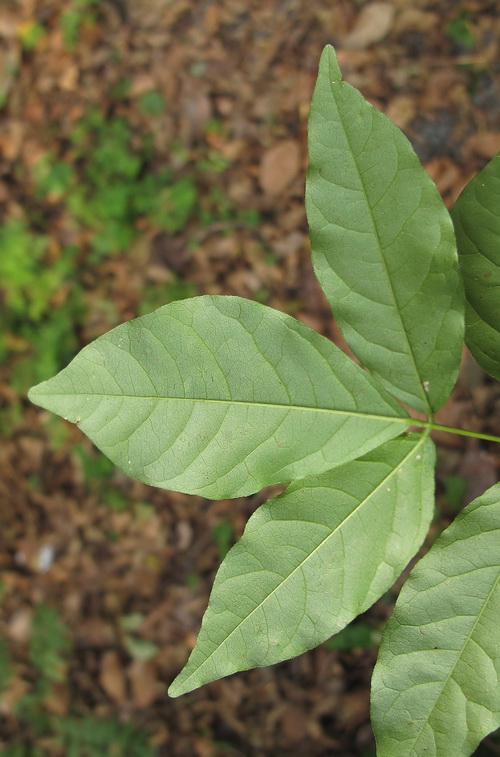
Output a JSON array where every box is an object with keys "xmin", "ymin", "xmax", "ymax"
[
  {"xmin": 31, "ymin": 390, "xmax": 412, "ymax": 424},
  {"xmin": 171, "ymin": 433, "xmax": 428, "ymax": 694}
]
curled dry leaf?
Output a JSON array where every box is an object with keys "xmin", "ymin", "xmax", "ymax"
[
  {"xmin": 343, "ymin": 2, "xmax": 395, "ymax": 49},
  {"xmin": 99, "ymin": 650, "xmax": 127, "ymax": 705},
  {"xmin": 259, "ymin": 139, "xmax": 301, "ymax": 196},
  {"xmin": 462, "ymin": 132, "xmax": 500, "ymax": 160},
  {"xmin": 128, "ymin": 660, "xmax": 158, "ymax": 709}
]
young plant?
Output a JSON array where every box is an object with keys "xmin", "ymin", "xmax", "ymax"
[
  {"xmin": 28, "ymin": 46, "xmax": 500, "ymax": 756},
  {"xmin": 65, "ymin": 109, "xmax": 198, "ymax": 259},
  {"xmin": 1, "ymin": 603, "xmax": 154, "ymax": 757},
  {"xmin": 0, "ymin": 220, "xmax": 82, "ymax": 400}
]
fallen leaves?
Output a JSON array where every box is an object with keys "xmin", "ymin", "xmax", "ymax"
[
  {"xmin": 100, "ymin": 650, "xmax": 127, "ymax": 705},
  {"xmin": 128, "ymin": 660, "xmax": 158, "ymax": 709},
  {"xmin": 259, "ymin": 139, "xmax": 301, "ymax": 197},
  {"xmin": 343, "ymin": 2, "xmax": 395, "ymax": 49},
  {"xmin": 463, "ymin": 131, "xmax": 500, "ymax": 159}
]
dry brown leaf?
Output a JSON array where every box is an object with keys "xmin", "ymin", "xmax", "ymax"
[
  {"xmin": 337, "ymin": 689, "xmax": 370, "ymax": 726},
  {"xmin": 424, "ymin": 158, "xmax": 462, "ymax": 203},
  {"xmin": 16, "ymin": 435, "xmax": 45, "ymax": 472},
  {"xmin": 58, "ymin": 64, "xmax": 79, "ymax": 91},
  {"xmin": 204, "ymin": 2, "xmax": 221, "ymax": 34},
  {"xmin": 462, "ymin": 132, "xmax": 500, "ymax": 160},
  {"xmin": 99, "ymin": 650, "xmax": 127, "ymax": 704},
  {"xmin": 130, "ymin": 73, "xmax": 157, "ymax": 97},
  {"xmin": 343, "ymin": 2, "xmax": 396, "ymax": 49},
  {"xmin": 0, "ymin": 120, "xmax": 25, "ymax": 161},
  {"xmin": 180, "ymin": 88, "xmax": 212, "ymax": 143},
  {"xmin": 128, "ymin": 660, "xmax": 158, "ymax": 708},
  {"xmin": 194, "ymin": 738, "xmax": 214, "ymax": 757},
  {"xmin": 216, "ymin": 138, "xmax": 246, "ymax": 161},
  {"xmin": 279, "ymin": 704, "xmax": 309, "ymax": 742},
  {"xmin": 44, "ymin": 683, "xmax": 70, "ymax": 717},
  {"xmin": 7, "ymin": 607, "xmax": 33, "ymax": 642},
  {"xmin": 0, "ymin": 12, "xmax": 18, "ymax": 37},
  {"xmin": 385, "ymin": 95, "xmax": 416, "ymax": 131},
  {"xmin": 393, "ymin": 8, "xmax": 439, "ymax": 35},
  {"xmin": 461, "ymin": 448, "xmax": 498, "ymax": 504},
  {"xmin": 420, "ymin": 70, "xmax": 464, "ymax": 111},
  {"xmin": 259, "ymin": 139, "xmax": 300, "ymax": 197},
  {"xmin": 0, "ymin": 676, "xmax": 29, "ymax": 716}
]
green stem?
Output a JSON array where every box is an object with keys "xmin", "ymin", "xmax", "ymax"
[{"xmin": 419, "ymin": 421, "xmax": 500, "ymax": 445}]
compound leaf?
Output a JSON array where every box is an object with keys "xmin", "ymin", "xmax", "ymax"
[
  {"xmin": 451, "ymin": 152, "xmax": 500, "ymax": 379},
  {"xmin": 169, "ymin": 433, "xmax": 435, "ymax": 696},
  {"xmin": 306, "ymin": 45, "xmax": 463, "ymax": 414},
  {"xmin": 29, "ymin": 295, "xmax": 409, "ymax": 499},
  {"xmin": 372, "ymin": 482, "xmax": 500, "ymax": 757}
]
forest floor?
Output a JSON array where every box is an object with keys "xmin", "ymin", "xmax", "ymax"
[{"xmin": 1, "ymin": 1, "xmax": 500, "ymax": 755}]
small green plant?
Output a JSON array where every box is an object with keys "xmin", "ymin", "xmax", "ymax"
[
  {"xmin": 29, "ymin": 46, "xmax": 500, "ymax": 756},
  {"xmin": 32, "ymin": 108, "xmax": 254, "ymax": 267},
  {"xmin": 323, "ymin": 619, "xmax": 377, "ymax": 651},
  {"xmin": 447, "ymin": 9, "xmax": 476, "ymax": 51},
  {"xmin": 0, "ymin": 638, "xmax": 13, "ymax": 695},
  {"xmin": 17, "ymin": 20, "xmax": 46, "ymax": 51},
  {"xmin": 62, "ymin": 109, "xmax": 198, "ymax": 259},
  {"xmin": 211, "ymin": 518, "xmax": 235, "ymax": 560},
  {"xmin": 0, "ymin": 221, "xmax": 82, "ymax": 402},
  {"xmin": 4, "ymin": 602, "xmax": 70, "ymax": 745},
  {"xmin": 55, "ymin": 716, "xmax": 155, "ymax": 757},
  {"xmin": 61, "ymin": 0, "xmax": 99, "ymax": 50},
  {"xmin": 137, "ymin": 277, "xmax": 197, "ymax": 316},
  {"xmin": 29, "ymin": 602, "xmax": 70, "ymax": 684},
  {"xmin": 1, "ymin": 99, "xmax": 233, "ymax": 424},
  {"xmin": 1, "ymin": 603, "xmax": 154, "ymax": 756},
  {"xmin": 137, "ymin": 90, "xmax": 167, "ymax": 116}
]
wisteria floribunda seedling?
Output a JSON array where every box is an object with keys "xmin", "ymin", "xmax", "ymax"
[{"xmin": 29, "ymin": 46, "xmax": 500, "ymax": 757}]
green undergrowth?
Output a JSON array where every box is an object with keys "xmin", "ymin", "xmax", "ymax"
[
  {"xmin": 0, "ymin": 221, "xmax": 83, "ymax": 427},
  {"xmin": 0, "ymin": 602, "xmax": 156, "ymax": 757},
  {"xmin": 1, "ymin": 103, "xmax": 257, "ymax": 431},
  {"xmin": 36, "ymin": 108, "xmax": 199, "ymax": 261},
  {"xmin": 61, "ymin": 0, "xmax": 100, "ymax": 50}
]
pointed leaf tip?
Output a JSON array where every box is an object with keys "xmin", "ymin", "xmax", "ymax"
[{"xmin": 321, "ymin": 43, "xmax": 341, "ymax": 79}]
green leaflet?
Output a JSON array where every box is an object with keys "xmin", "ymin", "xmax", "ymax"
[
  {"xmin": 451, "ymin": 152, "xmax": 500, "ymax": 380},
  {"xmin": 28, "ymin": 296, "xmax": 410, "ymax": 499},
  {"xmin": 306, "ymin": 45, "xmax": 464, "ymax": 414},
  {"xmin": 371, "ymin": 482, "xmax": 500, "ymax": 757},
  {"xmin": 169, "ymin": 433, "xmax": 435, "ymax": 696}
]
